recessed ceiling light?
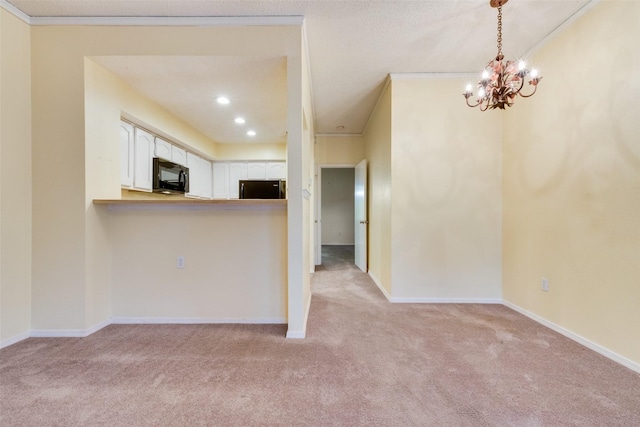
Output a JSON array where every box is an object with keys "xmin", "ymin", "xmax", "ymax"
[
  {"xmin": 216, "ymin": 96, "xmax": 230, "ymax": 105},
  {"xmin": 247, "ymin": 130, "xmax": 256, "ymax": 136},
  {"xmin": 234, "ymin": 117, "xmax": 246, "ymax": 124}
]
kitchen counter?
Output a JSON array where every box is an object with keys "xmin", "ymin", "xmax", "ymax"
[{"xmin": 93, "ymin": 198, "xmax": 287, "ymax": 208}]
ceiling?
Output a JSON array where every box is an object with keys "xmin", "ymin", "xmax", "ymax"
[{"xmin": 6, "ymin": 0, "xmax": 593, "ymax": 143}]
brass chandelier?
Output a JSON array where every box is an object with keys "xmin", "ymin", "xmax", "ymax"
[{"xmin": 463, "ymin": 0, "xmax": 542, "ymax": 110}]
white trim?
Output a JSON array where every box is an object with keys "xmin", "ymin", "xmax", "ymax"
[
  {"xmin": 30, "ymin": 318, "xmax": 110, "ymax": 338},
  {"xmin": 321, "ymin": 242, "xmax": 355, "ymax": 246},
  {"xmin": 503, "ymin": 300, "xmax": 640, "ymax": 374},
  {"xmin": 0, "ymin": 331, "xmax": 30, "ymax": 349},
  {"xmin": 391, "ymin": 297, "xmax": 503, "ymax": 304},
  {"xmin": 111, "ymin": 317, "xmax": 286, "ymax": 325},
  {"xmin": 286, "ymin": 292, "xmax": 312, "ymax": 339},
  {"xmin": 317, "ymin": 163, "xmax": 357, "ymax": 169},
  {"xmin": 28, "ymin": 15, "xmax": 304, "ymax": 27},
  {"xmin": 369, "ymin": 271, "xmax": 391, "ymax": 302},
  {"xmin": 315, "ymin": 133, "xmax": 363, "ymax": 138},
  {"xmin": 0, "ymin": 0, "xmax": 30, "ymax": 24}
]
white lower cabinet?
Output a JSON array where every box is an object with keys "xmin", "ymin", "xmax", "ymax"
[{"xmin": 133, "ymin": 128, "xmax": 154, "ymax": 192}]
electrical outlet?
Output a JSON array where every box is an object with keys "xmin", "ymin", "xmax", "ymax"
[
  {"xmin": 177, "ymin": 256, "xmax": 185, "ymax": 269},
  {"xmin": 541, "ymin": 277, "xmax": 549, "ymax": 292}
]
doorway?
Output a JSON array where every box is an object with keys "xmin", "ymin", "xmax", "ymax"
[{"xmin": 315, "ymin": 163, "xmax": 367, "ymax": 271}]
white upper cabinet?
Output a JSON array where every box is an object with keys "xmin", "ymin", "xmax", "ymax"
[
  {"xmin": 171, "ymin": 145, "xmax": 187, "ymax": 166},
  {"xmin": 120, "ymin": 121, "xmax": 134, "ymax": 187},
  {"xmin": 186, "ymin": 152, "xmax": 201, "ymax": 198},
  {"xmin": 267, "ymin": 162, "xmax": 286, "ymax": 180},
  {"xmin": 133, "ymin": 128, "xmax": 154, "ymax": 192},
  {"xmin": 213, "ymin": 162, "xmax": 230, "ymax": 199},
  {"xmin": 247, "ymin": 162, "xmax": 267, "ymax": 179},
  {"xmin": 228, "ymin": 162, "xmax": 248, "ymax": 199},
  {"xmin": 154, "ymin": 137, "xmax": 172, "ymax": 161},
  {"xmin": 201, "ymin": 159, "xmax": 213, "ymax": 200}
]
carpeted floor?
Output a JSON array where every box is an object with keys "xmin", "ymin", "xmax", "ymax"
[{"xmin": 1, "ymin": 245, "xmax": 639, "ymax": 426}]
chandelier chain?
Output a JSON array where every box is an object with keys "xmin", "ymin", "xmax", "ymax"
[{"xmin": 497, "ymin": 6, "xmax": 503, "ymax": 58}]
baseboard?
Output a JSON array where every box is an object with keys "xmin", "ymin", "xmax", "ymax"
[
  {"xmin": 30, "ymin": 318, "xmax": 111, "ymax": 338},
  {"xmin": 369, "ymin": 271, "xmax": 392, "ymax": 301},
  {"xmin": 0, "ymin": 331, "xmax": 30, "ymax": 349},
  {"xmin": 503, "ymin": 300, "xmax": 640, "ymax": 374},
  {"xmin": 391, "ymin": 297, "xmax": 503, "ymax": 304},
  {"xmin": 111, "ymin": 317, "xmax": 287, "ymax": 325},
  {"xmin": 286, "ymin": 292, "xmax": 312, "ymax": 339}
]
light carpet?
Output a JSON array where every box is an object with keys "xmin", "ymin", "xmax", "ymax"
[{"xmin": 1, "ymin": 245, "xmax": 639, "ymax": 426}]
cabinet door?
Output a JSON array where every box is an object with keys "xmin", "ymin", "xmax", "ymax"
[
  {"xmin": 247, "ymin": 162, "xmax": 267, "ymax": 179},
  {"xmin": 171, "ymin": 145, "xmax": 187, "ymax": 166},
  {"xmin": 266, "ymin": 162, "xmax": 286, "ymax": 180},
  {"xmin": 200, "ymin": 159, "xmax": 213, "ymax": 200},
  {"xmin": 212, "ymin": 162, "xmax": 229, "ymax": 199},
  {"xmin": 120, "ymin": 121, "xmax": 134, "ymax": 187},
  {"xmin": 186, "ymin": 152, "xmax": 201, "ymax": 198},
  {"xmin": 228, "ymin": 162, "xmax": 248, "ymax": 199},
  {"xmin": 133, "ymin": 128, "xmax": 154, "ymax": 192},
  {"xmin": 154, "ymin": 137, "xmax": 172, "ymax": 160}
]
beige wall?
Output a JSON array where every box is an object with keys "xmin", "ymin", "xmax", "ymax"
[
  {"xmin": 110, "ymin": 206, "xmax": 287, "ymax": 321},
  {"xmin": 84, "ymin": 58, "xmax": 225, "ymax": 328},
  {"xmin": 0, "ymin": 9, "xmax": 32, "ymax": 345},
  {"xmin": 215, "ymin": 143, "xmax": 286, "ymax": 161},
  {"xmin": 391, "ymin": 78, "xmax": 502, "ymax": 300},
  {"xmin": 502, "ymin": 1, "xmax": 640, "ymax": 365},
  {"xmin": 30, "ymin": 23, "xmax": 305, "ymax": 334},
  {"xmin": 363, "ymin": 83, "xmax": 392, "ymax": 295},
  {"xmin": 315, "ymin": 135, "xmax": 364, "ymax": 165}
]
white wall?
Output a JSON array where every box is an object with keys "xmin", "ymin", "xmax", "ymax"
[
  {"xmin": 0, "ymin": 9, "xmax": 32, "ymax": 346},
  {"xmin": 390, "ymin": 77, "xmax": 502, "ymax": 301},
  {"xmin": 315, "ymin": 135, "xmax": 364, "ymax": 165},
  {"xmin": 110, "ymin": 206, "xmax": 287, "ymax": 322},
  {"xmin": 321, "ymin": 168, "xmax": 355, "ymax": 245}
]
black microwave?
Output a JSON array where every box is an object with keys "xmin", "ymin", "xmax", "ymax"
[{"xmin": 153, "ymin": 158, "xmax": 189, "ymax": 194}]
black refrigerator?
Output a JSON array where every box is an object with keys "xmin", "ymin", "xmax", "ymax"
[{"xmin": 239, "ymin": 180, "xmax": 286, "ymax": 199}]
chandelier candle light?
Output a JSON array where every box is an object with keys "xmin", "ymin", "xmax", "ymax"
[{"xmin": 463, "ymin": 0, "xmax": 542, "ymax": 110}]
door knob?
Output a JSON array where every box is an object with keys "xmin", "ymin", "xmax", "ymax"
[{"xmin": 359, "ymin": 220, "xmax": 369, "ymax": 224}]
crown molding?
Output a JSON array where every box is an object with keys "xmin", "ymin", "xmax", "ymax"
[
  {"xmin": 0, "ymin": 0, "xmax": 30, "ymax": 23},
  {"xmin": 389, "ymin": 72, "xmax": 477, "ymax": 80},
  {"xmin": 0, "ymin": 2, "xmax": 305, "ymax": 27}
]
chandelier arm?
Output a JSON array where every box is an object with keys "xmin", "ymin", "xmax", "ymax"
[
  {"xmin": 465, "ymin": 96, "xmax": 483, "ymax": 108},
  {"xmin": 518, "ymin": 84, "xmax": 539, "ymax": 98}
]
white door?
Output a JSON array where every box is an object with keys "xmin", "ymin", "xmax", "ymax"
[
  {"xmin": 267, "ymin": 162, "xmax": 286, "ymax": 180},
  {"xmin": 201, "ymin": 159, "xmax": 213, "ymax": 199},
  {"xmin": 354, "ymin": 159, "xmax": 368, "ymax": 272}
]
